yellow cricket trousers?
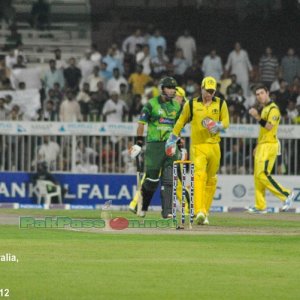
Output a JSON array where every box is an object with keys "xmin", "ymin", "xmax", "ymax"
[
  {"xmin": 254, "ymin": 143, "xmax": 290, "ymax": 210},
  {"xmin": 191, "ymin": 143, "xmax": 220, "ymax": 216}
]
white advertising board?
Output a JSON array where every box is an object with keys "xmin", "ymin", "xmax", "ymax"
[
  {"xmin": 213, "ymin": 175, "xmax": 300, "ymax": 212},
  {"xmin": 0, "ymin": 122, "xmax": 299, "ymax": 139}
]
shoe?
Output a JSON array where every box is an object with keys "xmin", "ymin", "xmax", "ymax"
[
  {"xmin": 195, "ymin": 212, "xmax": 206, "ymax": 225},
  {"xmin": 247, "ymin": 207, "xmax": 267, "ymax": 214},
  {"xmin": 162, "ymin": 214, "xmax": 173, "ymax": 219},
  {"xmin": 282, "ymin": 192, "xmax": 294, "ymax": 212},
  {"xmin": 203, "ymin": 216, "xmax": 209, "ymax": 225},
  {"xmin": 128, "ymin": 203, "xmax": 137, "ymax": 214},
  {"xmin": 137, "ymin": 210, "xmax": 146, "ymax": 218}
]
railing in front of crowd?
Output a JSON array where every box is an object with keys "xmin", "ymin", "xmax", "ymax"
[{"xmin": 0, "ymin": 121, "xmax": 299, "ymax": 175}]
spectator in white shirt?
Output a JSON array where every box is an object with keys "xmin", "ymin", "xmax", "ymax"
[
  {"xmin": 59, "ymin": 89, "xmax": 82, "ymax": 122},
  {"xmin": 122, "ymin": 28, "xmax": 145, "ymax": 56},
  {"xmin": 87, "ymin": 66, "xmax": 104, "ymax": 93},
  {"xmin": 286, "ymin": 100, "xmax": 298, "ymax": 120},
  {"xmin": 14, "ymin": 42, "xmax": 27, "ymax": 65},
  {"xmin": 73, "ymin": 156, "xmax": 98, "ymax": 173},
  {"xmin": 102, "ymin": 90, "xmax": 128, "ymax": 123},
  {"xmin": 175, "ymin": 29, "xmax": 197, "ymax": 67},
  {"xmin": 136, "ymin": 44, "xmax": 151, "ymax": 75},
  {"xmin": 5, "ymin": 49, "xmax": 17, "ymax": 70},
  {"xmin": 202, "ymin": 49, "xmax": 223, "ymax": 81},
  {"xmin": 74, "ymin": 140, "xmax": 98, "ymax": 173},
  {"xmin": 90, "ymin": 43, "xmax": 102, "ymax": 64},
  {"xmin": 77, "ymin": 82, "xmax": 91, "ymax": 121},
  {"xmin": 75, "ymin": 140, "xmax": 97, "ymax": 163},
  {"xmin": 225, "ymin": 42, "xmax": 253, "ymax": 97},
  {"xmin": 53, "ymin": 48, "xmax": 67, "ymax": 69},
  {"xmin": 37, "ymin": 136, "xmax": 60, "ymax": 171},
  {"xmin": 106, "ymin": 68, "xmax": 128, "ymax": 95},
  {"xmin": 78, "ymin": 50, "xmax": 97, "ymax": 88}
]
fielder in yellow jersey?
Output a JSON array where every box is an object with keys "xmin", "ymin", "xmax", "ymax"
[
  {"xmin": 248, "ymin": 84, "xmax": 294, "ymax": 213},
  {"xmin": 166, "ymin": 76, "xmax": 230, "ymax": 225}
]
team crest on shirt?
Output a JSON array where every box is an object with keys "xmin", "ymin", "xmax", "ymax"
[{"xmin": 212, "ymin": 109, "xmax": 218, "ymax": 114}]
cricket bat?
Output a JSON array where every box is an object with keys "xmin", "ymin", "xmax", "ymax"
[{"xmin": 136, "ymin": 156, "xmax": 143, "ymax": 215}]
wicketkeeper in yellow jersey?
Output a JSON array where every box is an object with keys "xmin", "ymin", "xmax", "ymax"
[
  {"xmin": 165, "ymin": 76, "xmax": 230, "ymax": 225},
  {"xmin": 248, "ymin": 84, "xmax": 294, "ymax": 213}
]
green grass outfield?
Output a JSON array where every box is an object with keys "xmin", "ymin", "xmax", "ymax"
[{"xmin": 0, "ymin": 209, "xmax": 299, "ymax": 300}]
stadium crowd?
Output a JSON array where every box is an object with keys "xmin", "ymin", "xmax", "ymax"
[
  {"xmin": 1, "ymin": 27, "xmax": 300, "ymax": 124},
  {"xmin": 0, "ymin": 25, "xmax": 300, "ymax": 123},
  {"xmin": 1, "ymin": 23, "xmax": 300, "ymax": 173}
]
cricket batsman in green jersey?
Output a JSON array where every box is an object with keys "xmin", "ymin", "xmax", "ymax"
[{"xmin": 129, "ymin": 77, "xmax": 182, "ymax": 218}]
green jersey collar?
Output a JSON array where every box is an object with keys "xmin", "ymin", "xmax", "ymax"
[{"xmin": 158, "ymin": 95, "xmax": 174, "ymax": 105}]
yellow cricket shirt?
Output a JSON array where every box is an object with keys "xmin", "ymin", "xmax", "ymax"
[
  {"xmin": 258, "ymin": 101, "xmax": 281, "ymax": 144},
  {"xmin": 173, "ymin": 96, "xmax": 230, "ymax": 144}
]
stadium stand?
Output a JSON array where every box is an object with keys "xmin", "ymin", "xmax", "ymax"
[{"xmin": 1, "ymin": 0, "xmax": 300, "ymax": 176}]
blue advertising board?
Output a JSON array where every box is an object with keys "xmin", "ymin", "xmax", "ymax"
[{"xmin": 0, "ymin": 172, "xmax": 161, "ymax": 206}]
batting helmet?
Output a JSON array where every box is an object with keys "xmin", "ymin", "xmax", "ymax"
[{"xmin": 160, "ymin": 77, "xmax": 177, "ymax": 89}]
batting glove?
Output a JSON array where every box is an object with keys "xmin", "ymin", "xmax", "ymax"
[
  {"xmin": 165, "ymin": 134, "xmax": 179, "ymax": 157},
  {"xmin": 129, "ymin": 144, "xmax": 142, "ymax": 159},
  {"xmin": 129, "ymin": 136, "xmax": 144, "ymax": 158}
]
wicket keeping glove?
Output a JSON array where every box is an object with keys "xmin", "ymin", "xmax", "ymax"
[
  {"xmin": 202, "ymin": 118, "xmax": 224, "ymax": 134},
  {"xmin": 209, "ymin": 121, "xmax": 224, "ymax": 134},
  {"xmin": 165, "ymin": 134, "xmax": 179, "ymax": 157}
]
